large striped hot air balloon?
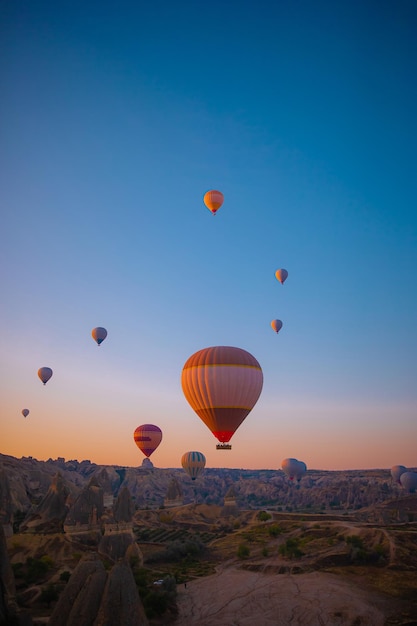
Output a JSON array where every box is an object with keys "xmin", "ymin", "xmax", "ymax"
[
  {"xmin": 133, "ymin": 424, "xmax": 162, "ymax": 458},
  {"xmin": 203, "ymin": 190, "xmax": 224, "ymax": 215},
  {"xmin": 181, "ymin": 451, "xmax": 206, "ymax": 480},
  {"xmin": 181, "ymin": 346, "xmax": 263, "ymax": 449}
]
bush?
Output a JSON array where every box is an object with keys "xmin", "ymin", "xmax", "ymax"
[
  {"xmin": 257, "ymin": 511, "xmax": 271, "ymax": 522},
  {"xmin": 278, "ymin": 538, "xmax": 303, "ymax": 559},
  {"xmin": 237, "ymin": 544, "xmax": 250, "ymax": 559},
  {"xmin": 40, "ymin": 583, "xmax": 58, "ymax": 607},
  {"xmin": 59, "ymin": 571, "xmax": 71, "ymax": 582},
  {"xmin": 268, "ymin": 524, "xmax": 282, "ymax": 537}
]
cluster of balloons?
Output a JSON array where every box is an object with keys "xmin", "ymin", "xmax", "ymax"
[
  {"xmin": 271, "ymin": 268, "xmax": 287, "ymax": 334},
  {"xmin": 281, "ymin": 458, "xmax": 307, "ymax": 483},
  {"xmin": 22, "ymin": 327, "xmax": 108, "ymax": 417},
  {"xmin": 391, "ymin": 465, "xmax": 417, "ymax": 493}
]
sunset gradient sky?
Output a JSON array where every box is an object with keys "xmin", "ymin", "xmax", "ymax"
[{"xmin": 1, "ymin": 0, "xmax": 416, "ymax": 471}]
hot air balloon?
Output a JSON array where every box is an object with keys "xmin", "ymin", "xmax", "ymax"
[
  {"xmin": 38, "ymin": 367, "xmax": 53, "ymax": 385},
  {"xmin": 400, "ymin": 471, "xmax": 417, "ymax": 493},
  {"xmin": 203, "ymin": 190, "xmax": 224, "ymax": 215},
  {"xmin": 275, "ymin": 269, "xmax": 288, "ymax": 284},
  {"xmin": 181, "ymin": 346, "xmax": 263, "ymax": 449},
  {"xmin": 92, "ymin": 327, "xmax": 107, "ymax": 346},
  {"xmin": 181, "ymin": 451, "xmax": 206, "ymax": 480},
  {"xmin": 133, "ymin": 424, "xmax": 162, "ymax": 459},
  {"xmin": 21, "ymin": 409, "xmax": 29, "ymax": 418},
  {"xmin": 295, "ymin": 460, "xmax": 307, "ymax": 483},
  {"xmin": 271, "ymin": 319, "xmax": 283, "ymax": 334},
  {"xmin": 281, "ymin": 458, "xmax": 300, "ymax": 481},
  {"xmin": 390, "ymin": 465, "xmax": 407, "ymax": 484}
]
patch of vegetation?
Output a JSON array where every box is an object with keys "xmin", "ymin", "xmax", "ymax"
[
  {"xmin": 257, "ymin": 511, "xmax": 271, "ymax": 522},
  {"xmin": 13, "ymin": 555, "xmax": 55, "ymax": 586},
  {"xmin": 131, "ymin": 565, "xmax": 177, "ymax": 621},
  {"xmin": 40, "ymin": 583, "xmax": 59, "ymax": 607},
  {"xmin": 237, "ymin": 544, "xmax": 250, "ymax": 559},
  {"xmin": 278, "ymin": 538, "xmax": 304, "ymax": 559}
]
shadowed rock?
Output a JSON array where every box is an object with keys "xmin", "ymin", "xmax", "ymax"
[
  {"xmin": 20, "ymin": 472, "xmax": 71, "ymax": 533},
  {"xmin": 94, "ymin": 560, "xmax": 148, "ymax": 626},
  {"xmin": 64, "ymin": 476, "xmax": 104, "ymax": 529},
  {"xmin": 49, "ymin": 554, "xmax": 148, "ymax": 626},
  {"xmin": 49, "ymin": 554, "xmax": 107, "ymax": 626},
  {"xmin": 164, "ymin": 478, "xmax": 183, "ymax": 508}
]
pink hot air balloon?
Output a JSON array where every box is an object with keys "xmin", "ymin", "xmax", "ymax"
[
  {"xmin": 133, "ymin": 424, "xmax": 162, "ymax": 459},
  {"xmin": 38, "ymin": 367, "xmax": 53, "ymax": 385},
  {"xmin": 275, "ymin": 269, "xmax": 288, "ymax": 284},
  {"xmin": 271, "ymin": 319, "xmax": 283, "ymax": 334}
]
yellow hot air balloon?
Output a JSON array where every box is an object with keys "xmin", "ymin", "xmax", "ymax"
[
  {"xmin": 181, "ymin": 451, "xmax": 206, "ymax": 480},
  {"xmin": 181, "ymin": 346, "xmax": 263, "ymax": 449},
  {"xmin": 203, "ymin": 190, "xmax": 224, "ymax": 215}
]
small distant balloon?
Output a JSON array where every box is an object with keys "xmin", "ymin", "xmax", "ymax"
[
  {"xmin": 271, "ymin": 319, "xmax": 283, "ymax": 334},
  {"xmin": 282, "ymin": 458, "xmax": 301, "ymax": 481},
  {"xmin": 181, "ymin": 451, "xmax": 206, "ymax": 480},
  {"xmin": 390, "ymin": 465, "xmax": 407, "ymax": 484},
  {"xmin": 400, "ymin": 471, "xmax": 417, "ymax": 493},
  {"xmin": 22, "ymin": 409, "xmax": 29, "ymax": 418},
  {"xmin": 133, "ymin": 424, "xmax": 162, "ymax": 458},
  {"xmin": 38, "ymin": 367, "xmax": 53, "ymax": 385},
  {"xmin": 203, "ymin": 190, "xmax": 224, "ymax": 215},
  {"xmin": 275, "ymin": 269, "xmax": 288, "ymax": 284},
  {"xmin": 92, "ymin": 327, "xmax": 107, "ymax": 346}
]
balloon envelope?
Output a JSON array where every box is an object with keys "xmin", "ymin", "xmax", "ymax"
[
  {"xmin": 400, "ymin": 471, "xmax": 417, "ymax": 493},
  {"xmin": 133, "ymin": 424, "xmax": 162, "ymax": 458},
  {"xmin": 271, "ymin": 319, "xmax": 283, "ymax": 333},
  {"xmin": 391, "ymin": 465, "xmax": 407, "ymax": 484},
  {"xmin": 295, "ymin": 460, "xmax": 307, "ymax": 482},
  {"xmin": 275, "ymin": 269, "xmax": 288, "ymax": 284},
  {"xmin": 203, "ymin": 190, "xmax": 224, "ymax": 215},
  {"xmin": 181, "ymin": 451, "xmax": 206, "ymax": 480},
  {"xmin": 38, "ymin": 367, "xmax": 53, "ymax": 385},
  {"xmin": 21, "ymin": 409, "xmax": 29, "ymax": 418},
  {"xmin": 281, "ymin": 458, "xmax": 300, "ymax": 481},
  {"xmin": 181, "ymin": 346, "xmax": 263, "ymax": 444},
  {"xmin": 92, "ymin": 327, "xmax": 108, "ymax": 345}
]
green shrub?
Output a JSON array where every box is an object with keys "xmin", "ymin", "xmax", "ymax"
[
  {"xmin": 237, "ymin": 544, "xmax": 250, "ymax": 559},
  {"xmin": 257, "ymin": 511, "xmax": 271, "ymax": 522}
]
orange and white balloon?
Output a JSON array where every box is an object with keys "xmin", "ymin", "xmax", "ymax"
[{"xmin": 203, "ymin": 190, "xmax": 224, "ymax": 215}]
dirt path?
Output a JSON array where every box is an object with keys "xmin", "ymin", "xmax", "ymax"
[{"xmin": 175, "ymin": 566, "xmax": 387, "ymax": 625}]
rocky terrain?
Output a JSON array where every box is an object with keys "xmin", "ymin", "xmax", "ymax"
[{"xmin": 1, "ymin": 453, "xmax": 417, "ymax": 625}]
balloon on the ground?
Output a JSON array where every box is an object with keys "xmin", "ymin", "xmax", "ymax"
[
  {"xmin": 133, "ymin": 424, "xmax": 162, "ymax": 458},
  {"xmin": 281, "ymin": 458, "xmax": 300, "ymax": 481},
  {"xmin": 181, "ymin": 451, "xmax": 206, "ymax": 480},
  {"xmin": 275, "ymin": 269, "xmax": 288, "ymax": 284},
  {"xmin": 181, "ymin": 346, "xmax": 263, "ymax": 446},
  {"xmin": 295, "ymin": 460, "xmax": 307, "ymax": 483},
  {"xmin": 390, "ymin": 465, "xmax": 407, "ymax": 484},
  {"xmin": 92, "ymin": 327, "xmax": 108, "ymax": 346},
  {"xmin": 203, "ymin": 190, "xmax": 224, "ymax": 215},
  {"xmin": 21, "ymin": 409, "xmax": 29, "ymax": 418},
  {"xmin": 271, "ymin": 319, "xmax": 283, "ymax": 334},
  {"xmin": 38, "ymin": 367, "xmax": 53, "ymax": 385},
  {"xmin": 400, "ymin": 471, "xmax": 417, "ymax": 493}
]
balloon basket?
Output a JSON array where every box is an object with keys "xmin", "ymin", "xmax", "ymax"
[{"xmin": 216, "ymin": 444, "xmax": 232, "ymax": 450}]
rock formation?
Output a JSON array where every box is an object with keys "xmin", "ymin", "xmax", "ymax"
[
  {"xmin": 49, "ymin": 554, "xmax": 148, "ymax": 626},
  {"xmin": 164, "ymin": 477, "xmax": 183, "ymax": 508},
  {"xmin": 20, "ymin": 472, "xmax": 72, "ymax": 533}
]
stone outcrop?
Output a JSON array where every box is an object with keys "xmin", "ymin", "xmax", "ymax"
[
  {"xmin": 49, "ymin": 554, "xmax": 148, "ymax": 626},
  {"xmin": 20, "ymin": 472, "xmax": 72, "ymax": 533},
  {"xmin": 164, "ymin": 478, "xmax": 183, "ymax": 508}
]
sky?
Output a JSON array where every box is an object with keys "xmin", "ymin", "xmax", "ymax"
[{"xmin": 1, "ymin": 0, "xmax": 416, "ymax": 471}]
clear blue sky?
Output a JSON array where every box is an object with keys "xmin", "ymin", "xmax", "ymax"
[{"xmin": 1, "ymin": 0, "xmax": 416, "ymax": 470}]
